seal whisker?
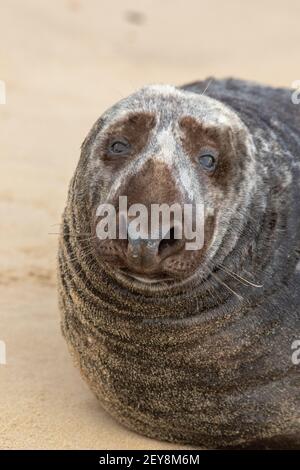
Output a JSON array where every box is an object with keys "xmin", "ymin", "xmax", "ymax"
[
  {"xmin": 217, "ymin": 263, "xmax": 263, "ymax": 288},
  {"xmin": 201, "ymin": 78, "xmax": 213, "ymax": 96},
  {"xmin": 209, "ymin": 271, "xmax": 244, "ymax": 301},
  {"xmin": 50, "ymin": 231, "xmax": 96, "ymax": 241},
  {"xmin": 64, "ymin": 245, "xmax": 96, "ymax": 263}
]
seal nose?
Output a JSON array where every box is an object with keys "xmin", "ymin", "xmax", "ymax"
[{"xmin": 126, "ymin": 225, "xmax": 183, "ymax": 272}]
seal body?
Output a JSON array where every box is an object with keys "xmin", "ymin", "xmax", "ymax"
[{"xmin": 58, "ymin": 79, "xmax": 300, "ymax": 448}]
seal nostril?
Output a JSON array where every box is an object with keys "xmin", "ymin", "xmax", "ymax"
[{"xmin": 158, "ymin": 227, "xmax": 179, "ymax": 255}]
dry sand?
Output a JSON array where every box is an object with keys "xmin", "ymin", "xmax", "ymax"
[{"xmin": 0, "ymin": 0, "xmax": 299, "ymax": 450}]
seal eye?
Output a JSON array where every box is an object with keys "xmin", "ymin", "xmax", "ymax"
[
  {"xmin": 108, "ymin": 138, "xmax": 131, "ymax": 156},
  {"xmin": 198, "ymin": 153, "xmax": 217, "ymax": 172}
]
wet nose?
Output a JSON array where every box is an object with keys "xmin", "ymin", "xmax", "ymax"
[{"xmin": 126, "ymin": 225, "xmax": 184, "ymax": 272}]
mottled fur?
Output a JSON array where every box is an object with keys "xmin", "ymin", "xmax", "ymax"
[{"xmin": 58, "ymin": 79, "xmax": 300, "ymax": 448}]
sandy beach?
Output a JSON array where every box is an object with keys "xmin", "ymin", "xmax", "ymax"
[{"xmin": 0, "ymin": 0, "xmax": 299, "ymax": 449}]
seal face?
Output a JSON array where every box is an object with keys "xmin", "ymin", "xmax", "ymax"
[
  {"xmin": 85, "ymin": 84, "xmax": 256, "ymax": 286},
  {"xmin": 58, "ymin": 79, "xmax": 300, "ymax": 448}
]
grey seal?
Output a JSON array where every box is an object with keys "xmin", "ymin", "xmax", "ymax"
[{"xmin": 58, "ymin": 78, "xmax": 300, "ymax": 449}]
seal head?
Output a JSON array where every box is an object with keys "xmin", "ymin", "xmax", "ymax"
[{"xmin": 82, "ymin": 84, "xmax": 256, "ymax": 290}]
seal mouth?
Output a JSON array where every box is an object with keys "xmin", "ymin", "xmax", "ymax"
[
  {"xmin": 108, "ymin": 264, "xmax": 206, "ymax": 295},
  {"xmin": 119, "ymin": 268, "xmax": 174, "ymax": 285}
]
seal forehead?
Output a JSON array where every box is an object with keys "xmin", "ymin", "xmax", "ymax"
[{"xmin": 100, "ymin": 84, "xmax": 244, "ymax": 134}]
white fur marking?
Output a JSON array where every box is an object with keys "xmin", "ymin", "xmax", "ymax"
[
  {"xmin": 155, "ymin": 127, "xmax": 177, "ymax": 165},
  {"xmin": 178, "ymin": 165, "xmax": 194, "ymax": 201}
]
